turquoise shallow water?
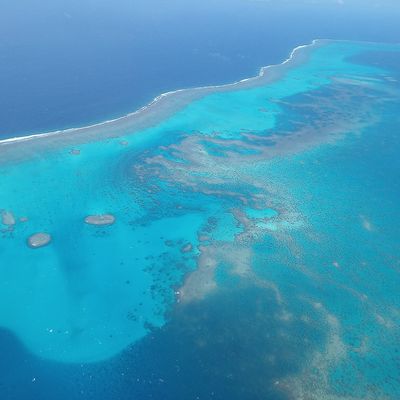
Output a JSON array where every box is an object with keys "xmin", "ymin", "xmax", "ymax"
[{"xmin": 1, "ymin": 40, "xmax": 400, "ymax": 399}]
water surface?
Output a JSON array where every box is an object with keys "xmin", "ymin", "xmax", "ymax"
[{"xmin": 1, "ymin": 39, "xmax": 400, "ymax": 399}]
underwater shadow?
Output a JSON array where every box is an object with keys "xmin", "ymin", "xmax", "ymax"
[{"xmin": 110, "ymin": 281, "xmax": 327, "ymax": 400}]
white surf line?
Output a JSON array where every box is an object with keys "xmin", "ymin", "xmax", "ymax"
[{"xmin": 0, "ymin": 39, "xmax": 320, "ymax": 146}]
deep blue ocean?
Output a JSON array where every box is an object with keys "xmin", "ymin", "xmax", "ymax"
[{"xmin": 1, "ymin": 0, "xmax": 400, "ymax": 138}]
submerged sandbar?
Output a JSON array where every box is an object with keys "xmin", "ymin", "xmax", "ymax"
[{"xmin": 1, "ymin": 210, "xmax": 16, "ymax": 226}]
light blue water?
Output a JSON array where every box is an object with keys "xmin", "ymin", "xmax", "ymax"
[{"xmin": 1, "ymin": 40, "xmax": 400, "ymax": 399}]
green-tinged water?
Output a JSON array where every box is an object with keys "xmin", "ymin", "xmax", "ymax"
[{"xmin": 0, "ymin": 40, "xmax": 399, "ymax": 399}]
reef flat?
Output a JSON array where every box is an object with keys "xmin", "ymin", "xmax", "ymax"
[
  {"xmin": 0, "ymin": 41, "xmax": 318, "ymax": 164},
  {"xmin": 0, "ymin": 40, "xmax": 399, "ymax": 399}
]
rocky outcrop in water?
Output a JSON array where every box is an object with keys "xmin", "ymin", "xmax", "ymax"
[
  {"xmin": 84, "ymin": 214, "xmax": 116, "ymax": 226},
  {"xmin": 28, "ymin": 233, "xmax": 52, "ymax": 248}
]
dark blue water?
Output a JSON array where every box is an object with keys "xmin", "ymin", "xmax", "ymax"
[
  {"xmin": 0, "ymin": 283, "xmax": 326, "ymax": 400},
  {"xmin": 1, "ymin": 0, "xmax": 400, "ymax": 138}
]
